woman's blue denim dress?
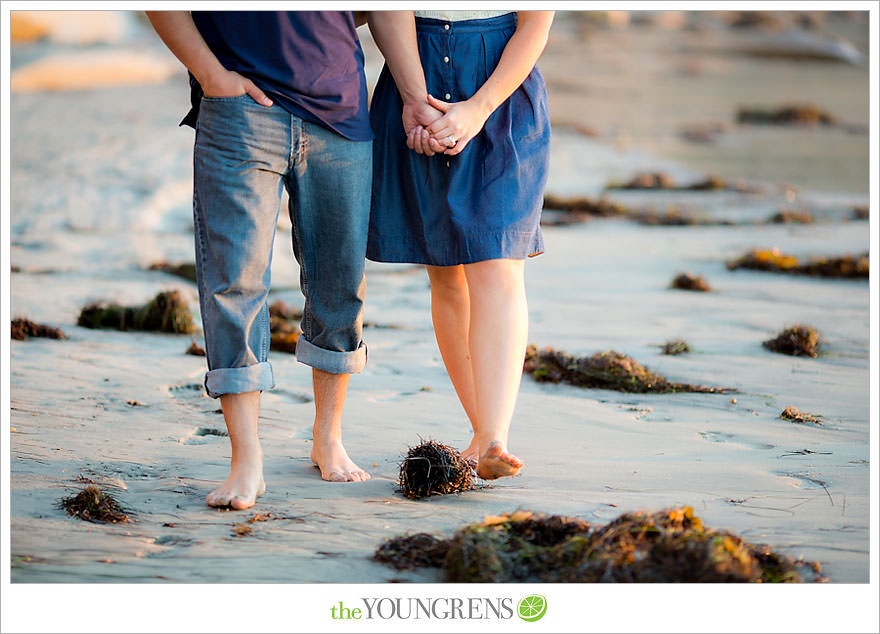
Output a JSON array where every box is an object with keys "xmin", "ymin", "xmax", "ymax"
[{"xmin": 368, "ymin": 13, "xmax": 551, "ymax": 266}]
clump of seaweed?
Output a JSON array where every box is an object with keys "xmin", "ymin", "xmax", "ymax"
[
  {"xmin": 606, "ymin": 172, "xmax": 749, "ymax": 192},
  {"xmin": 374, "ymin": 533, "xmax": 450, "ymax": 570},
  {"xmin": 727, "ymin": 249, "xmax": 868, "ymax": 278},
  {"xmin": 687, "ymin": 175, "xmax": 727, "ymax": 191},
  {"xmin": 232, "ymin": 523, "xmax": 253, "ymax": 537},
  {"xmin": 768, "ymin": 210, "xmax": 813, "ymax": 224},
  {"xmin": 542, "ymin": 194, "xmax": 627, "ymax": 217},
  {"xmin": 780, "ymin": 406, "xmax": 823, "ymax": 425},
  {"xmin": 399, "ymin": 439, "xmax": 475, "ymax": 499},
  {"xmin": 763, "ymin": 325, "xmax": 821, "ymax": 357},
  {"xmin": 541, "ymin": 194, "xmax": 627, "ymax": 225},
  {"xmin": 630, "ymin": 209, "xmax": 702, "ymax": 226},
  {"xmin": 58, "ymin": 485, "xmax": 129, "ymax": 523},
  {"xmin": 727, "ymin": 11, "xmax": 788, "ymax": 29},
  {"xmin": 77, "ymin": 290, "xmax": 195, "ymax": 334},
  {"xmin": 375, "ymin": 507, "xmax": 821, "ymax": 583},
  {"xmin": 269, "ymin": 299, "xmax": 303, "ymax": 322},
  {"xmin": 670, "ymin": 272, "xmax": 711, "ymax": 292},
  {"xmin": 269, "ymin": 300, "xmax": 302, "ymax": 353},
  {"xmin": 662, "ymin": 339, "xmax": 691, "ymax": 355},
  {"xmin": 738, "ymin": 105, "xmax": 836, "ymax": 126},
  {"xmin": 523, "ymin": 345, "xmax": 732, "ymax": 393},
  {"xmin": 11, "ymin": 318, "xmax": 66, "ymax": 341},
  {"xmin": 186, "ymin": 340, "xmax": 206, "ymax": 356},
  {"xmin": 610, "ymin": 171, "xmax": 677, "ymax": 190},
  {"xmin": 148, "ymin": 261, "xmax": 197, "ymax": 283}
]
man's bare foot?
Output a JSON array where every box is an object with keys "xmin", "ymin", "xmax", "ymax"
[
  {"xmin": 460, "ymin": 438, "xmax": 480, "ymax": 466},
  {"xmin": 206, "ymin": 463, "xmax": 266, "ymax": 510},
  {"xmin": 476, "ymin": 440, "xmax": 523, "ymax": 480},
  {"xmin": 310, "ymin": 440, "xmax": 371, "ymax": 482}
]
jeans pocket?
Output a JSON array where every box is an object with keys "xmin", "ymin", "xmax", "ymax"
[{"xmin": 201, "ymin": 93, "xmax": 252, "ymax": 103}]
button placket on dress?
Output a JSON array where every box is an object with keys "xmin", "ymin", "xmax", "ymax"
[{"xmin": 441, "ymin": 23, "xmax": 453, "ymax": 102}]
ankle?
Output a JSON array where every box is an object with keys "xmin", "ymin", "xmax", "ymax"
[
  {"xmin": 230, "ymin": 443, "xmax": 263, "ymax": 462},
  {"xmin": 476, "ymin": 436, "xmax": 506, "ymax": 450},
  {"xmin": 311, "ymin": 437, "xmax": 344, "ymax": 450},
  {"xmin": 312, "ymin": 424, "xmax": 343, "ymax": 444}
]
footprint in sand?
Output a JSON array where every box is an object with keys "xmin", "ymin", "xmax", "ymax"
[
  {"xmin": 166, "ymin": 382, "xmax": 206, "ymax": 402},
  {"xmin": 698, "ymin": 431, "xmax": 735, "ymax": 443},
  {"xmin": 146, "ymin": 535, "xmax": 198, "ymax": 559},
  {"xmin": 292, "ymin": 427, "xmax": 312, "ymax": 440},
  {"xmin": 776, "ymin": 471, "xmax": 830, "ymax": 491},
  {"xmin": 698, "ymin": 431, "xmax": 775, "ymax": 451},
  {"xmin": 166, "ymin": 380, "xmax": 212, "ymax": 415},
  {"xmin": 153, "ymin": 535, "xmax": 196, "ymax": 547},
  {"xmin": 166, "ymin": 381, "xmax": 205, "ymax": 396},
  {"xmin": 177, "ymin": 426, "xmax": 228, "ymax": 445}
]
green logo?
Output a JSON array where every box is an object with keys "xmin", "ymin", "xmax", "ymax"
[{"xmin": 517, "ymin": 595, "xmax": 547, "ymax": 622}]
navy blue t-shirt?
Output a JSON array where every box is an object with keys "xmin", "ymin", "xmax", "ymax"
[{"xmin": 182, "ymin": 11, "xmax": 372, "ymax": 141}]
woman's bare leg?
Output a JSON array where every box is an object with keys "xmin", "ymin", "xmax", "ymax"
[
  {"xmin": 463, "ymin": 258, "xmax": 528, "ymax": 479},
  {"xmin": 426, "ymin": 265, "xmax": 480, "ymax": 461}
]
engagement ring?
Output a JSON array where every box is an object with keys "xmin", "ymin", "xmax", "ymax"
[{"xmin": 447, "ymin": 136, "xmax": 456, "ymax": 145}]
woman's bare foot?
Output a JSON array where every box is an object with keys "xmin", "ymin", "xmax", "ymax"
[
  {"xmin": 310, "ymin": 440, "xmax": 371, "ymax": 482},
  {"xmin": 206, "ymin": 461, "xmax": 265, "ymax": 510},
  {"xmin": 476, "ymin": 440, "xmax": 523, "ymax": 480}
]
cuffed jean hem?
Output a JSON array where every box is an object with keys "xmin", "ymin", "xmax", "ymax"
[
  {"xmin": 204, "ymin": 361, "xmax": 275, "ymax": 398},
  {"xmin": 295, "ymin": 336, "xmax": 367, "ymax": 374}
]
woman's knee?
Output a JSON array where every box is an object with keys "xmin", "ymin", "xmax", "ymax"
[
  {"xmin": 464, "ymin": 259, "xmax": 524, "ymax": 293},
  {"xmin": 427, "ymin": 265, "xmax": 468, "ymax": 296}
]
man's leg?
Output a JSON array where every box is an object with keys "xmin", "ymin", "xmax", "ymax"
[
  {"xmin": 309, "ymin": 369, "xmax": 370, "ymax": 482},
  {"xmin": 206, "ymin": 392, "xmax": 265, "ymax": 509},
  {"xmin": 193, "ymin": 95, "xmax": 289, "ymax": 506},
  {"xmin": 286, "ymin": 119, "xmax": 372, "ymax": 482}
]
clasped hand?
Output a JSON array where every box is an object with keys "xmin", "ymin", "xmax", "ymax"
[{"xmin": 402, "ymin": 94, "xmax": 489, "ymax": 157}]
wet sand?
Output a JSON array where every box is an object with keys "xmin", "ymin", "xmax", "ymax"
[{"xmin": 7, "ymin": 11, "xmax": 872, "ymax": 585}]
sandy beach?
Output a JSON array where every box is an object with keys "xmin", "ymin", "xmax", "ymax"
[{"xmin": 5, "ymin": 8, "xmax": 874, "ymax": 597}]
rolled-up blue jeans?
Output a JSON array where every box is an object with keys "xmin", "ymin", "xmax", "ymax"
[{"xmin": 192, "ymin": 94, "xmax": 371, "ymax": 398}]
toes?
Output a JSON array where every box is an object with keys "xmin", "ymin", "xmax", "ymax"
[
  {"xmin": 502, "ymin": 452, "xmax": 524, "ymax": 468},
  {"xmin": 230, "ymin": 495, "xmax": 254, "ymax": 511},
  {"xmin": 206, "ymin": 490, "xmax": 230, "ymax": 507},
  {"xmin": 316, "ymin": 461, "xmax": 371, "ymax": 482}
]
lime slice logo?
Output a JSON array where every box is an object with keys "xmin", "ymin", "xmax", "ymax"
[{"xmin": 517, "ymin": 595, "xmax": 547, "ymax": 622}]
